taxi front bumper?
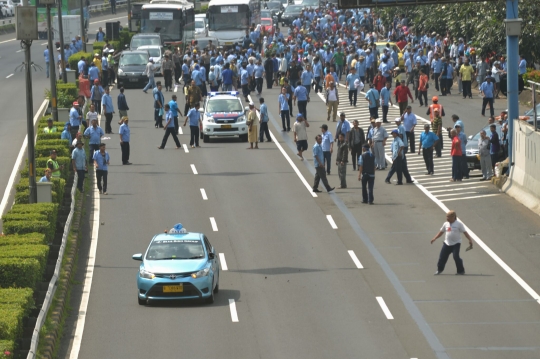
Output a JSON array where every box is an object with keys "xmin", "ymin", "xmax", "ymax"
[{"xmin": 203, "ymin": 122, "xmax": 248, "ymax": 137}]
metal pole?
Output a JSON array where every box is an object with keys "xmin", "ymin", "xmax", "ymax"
[
  {"xmin": 533, "ymin": 83, "xmax": 537, "ymax": 132},
  {"xmin": 127, "ymin": 0, "xmax": 131, "ymax": 32},
  {"xmin": 47, "ymin": 4, "xmax": 58, "ymax": 122},
  {"xmin": 80, "ymin": 0, "xmax": 86, "ymax": 52},
  {"xmin": 58, "ymin": 0, "xmax": 67, "ymax": 83},
  {"xmin": 506, "ymin": 0, "xmax": 519, "ymax": 168}
]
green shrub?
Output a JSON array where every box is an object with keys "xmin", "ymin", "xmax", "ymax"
[
  {"xmin": 45, "ymin": 82, "xmax": 78, "ymax": 108},
  {"xmin": 15, "ymin": 190, "xmax": 59, "ymax": 205},
  {"xmin": 10, "ymin": 203, "xmax": 59, "ymax": 224},
  {"xmin": 2, "ymin": 213, "xmax": 48, "ymax": 223},
  {"xmin": 38, "ymin": 121, "xmax": 65, "ymax": 129},
  {"xmin": 0, "ymin": 288, "xmax": 35, "ymax": 316},
  {"xmin": 37, "ymin": 132, "xmax": 62, "ymax": 141},
  {"xmin": 68, "ymin": 51, "xmax": 93, "ymax": 75},
  {"xmin": 0, "ymin": 245, "xmax": 49, "ymax": 277},
  {"xmin": 21, "ymin": 157, "xmax": 71, "ymax": 180},
  {"xmin": 0, "ymin": 233, "xmax": 48, "ymax": 246},
  {"xmin": 93, "ymin": 41, "xmax": 105, "ymax": 55},
  {"xmin": 119, "ymin": 29, "xmax": 136, "ymax": 50},
  {"xmin": 36, "ymin": 139, "xmax": 70, "ymax": 148},
  {"xmin": 0, "ymin": 306, "xmax": 25, "ymax": 341},
  {"xmin": 0, "ymin": 258, "xmax": 41, "ymax": 288},
  {"xmin": 34, "ymin": 144, "xmax": 70, "ymax": 158},
  {"xmin": 3, "ymin": 219, "xmax": 55, "ymax": 243},
  {"xmin": 0, "ymin": 340, "xmax": 15, "ymax": 358}
]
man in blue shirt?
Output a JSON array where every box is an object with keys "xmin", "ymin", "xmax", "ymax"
[
  {"xmin": 335, "ymin": 112, "xmax": 351, "ymax": 142},
  {"xmin": 379, "ymin": 82, "xmax": 392, "ymax": 123},
  {"xmin": 168, "ymin": 95, "xmax": 183, "ymax": 134},
  {"xmin": 119, "ymin": 117, "xmax": 131, "ymax": 165},
  {"xmin": 385, "ymin": 129, "xmax": 412, "ymax": 185},
  {"xmin": 77, "ymin": 56, "xmax": 86, "ymax": 77},
  {"xmin": 44, "ymin": 46, "xmax": 51, "ymax": 78},
  {"xmin": 479, "ymin": 76, "xmax": 495, "ymax": 117},
  {"xmin": 346, "ymin": 68, "xmax": 360, "ymax": 107},
  {"xmin": 159, "ymin": 103, "xmax": 181, "ymax": 149},
  {"xmin": 312, "ymin": 134, "xmax": 334, "ymax": 193},
  {"xmin": 518, "ymin": 55, "xmax": 527, "ymax": 75},
  {"xmin": 95, "ymin": 27, "xmax": 105, "ymax": 42},
  {"xmin": 221, "ymin": 63, "xmax": 234, "ymax": 91},
  {"xmin": 101, "ymin": 52, "xmax": 109, "ymax": 87},
  {"xmin": 293, "ymin": 82, "xmax": 309, "ymax": 120},
  {"xmin": 183, "ymin": 103, "xmax": 201, "ymax": 148},
  {"xmin": 71, "ymin": 140, "xmax": 87, "ymax": 192},
  {"xmin": 69, "ymin": 101, "xmax": 82, "ymax": 139},
  {"xmin": 84, "ymin": 118, "xmax": 105, "ymax": 163},
  {"xmin": 430, "ymin": 53, "xmax": 442, "ymax": 92},
  {"xmin": 320, "ymin": 124, "xmax": 334, "ymax": 175},
  {"xmin": 101, "ymin": 87, "xmax": 115, "ymax": 134},
  {"xmin": 278, "ymin": 87, "xmax": 290, "ymax": 132},
  {"xmin": 489, "ymin": 124, "xmax": 500, "ymax": 171},
  {"xmin": 93, "ymin": 143, "xmax": 110, "ymax": 194},
  {"xmin": 240, "ymin": 63, "xmax": 249, "ymax": 101},
  {"xmin": 418, "ymin": 124, "xmax": 439, "ymax": 175},
  {"xmin": 258, "ymin": 97, "xmax": 271, "ymax": 143}
]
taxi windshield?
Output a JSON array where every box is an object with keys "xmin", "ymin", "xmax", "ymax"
[
  {"xmin": 207, "ymin": 99, "xmax": 243, "ymax": 113},
  {"xmin": 146, "ymin": 240, "xmax": 205, "ymax": 260}
]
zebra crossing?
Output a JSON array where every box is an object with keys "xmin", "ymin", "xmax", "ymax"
[{"xmin": 316, "ymin": 87, "xmax": 500, "ymax": 202}]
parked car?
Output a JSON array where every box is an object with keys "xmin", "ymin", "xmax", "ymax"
[
  {"xmin": 130, "ymin": 33, "xmax": 162, "ymax": 49},
  {"xmin": 116, "ymin": 49, "xmax": 150, "ymax": 89},
  {"xmin": 195, "ymin": 14, "xmax": 208, "ymax": 38},
  {"xmin": 136, "ymin": 45, "xmax": 163, "ymax": 76},
  {"xmin": 264, "ymin": 0, "xmax": 283, "ymax": 21},
  {"xmin": 0, "ymin": 0, "xmax": 14, "ymax": 16},
  {"xmin": 281, "ymin": 5, "xmax": 303, "ymax": 26}
]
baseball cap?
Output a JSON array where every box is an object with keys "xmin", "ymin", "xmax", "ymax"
[{"xmin": 391, "ymin": 129, "xmax": 399, "ymax": 135}]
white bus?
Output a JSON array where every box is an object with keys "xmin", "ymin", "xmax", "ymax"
[
  {"xmin": 206, "ymin": 0, "xmax": 260, "ymax": 46},
  {"xmin": 141, "ymin": 0, "xmax": 195, "ymax": 47}
]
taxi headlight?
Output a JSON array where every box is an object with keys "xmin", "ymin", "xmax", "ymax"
[
  {"xmin": 140, "ymin": 268, "xmax": 155, "ymax": 279},
  {"xmin": 206, "ymin": 117, "xmax": 214, "ymax": 123},
  {"xmin": 237, "ymin": 115, "xmax": 245, "ymax": 123},
  {"xmin": 191, "ymin": 265, "xmax": 211, "ymax": 279}
]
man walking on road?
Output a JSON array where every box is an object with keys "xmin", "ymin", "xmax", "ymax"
[
  {"xmin": 102, "ymin": 87, "xmax": 115, "ymax": 134},
  {"xmin": 119, "ymin": 117, "xmax": 131, "ymax": 165},
  {"xmin": 154, "ymin": 83, "xmax": 165, "ymax": 128},
  {"xmin": 320, "ymin": 124, "xmax": 334, "ymax": 175},
  {"xmin": 459, "ymin": 58, "xmax": 474, "ymax": 99},
  {"xmin": 401, "ymin": 106, "xmax": 417, "ymax": 153},
  {"xmin": 169, "ymin": 95, "xmax": 183, "ymax": 135},
  {"xmin": 184, "ymin": 103, "xmax": 201, "ymax": 148},
  {"xmin": 293, "ymin": 81, "xmax": 309, "ymax": 120},
  {"xmin": 325, "ymin": 81, "xmax": 339, "ymax": 122},
  {"xmin": 480, "ymin": 76, "xmax": 495, "ymax": 117},
  {"xmin": 335, "ymin": 112, "xmax": 351, "ymax": 142},
  {"xmin": 293, "ymin": 114, "xmax": 309, "ymax": 160},
  {"xmin": 258, "ymin": 98, "xmax": 271, "ymax": 143},
  {"xmin": 117, "ymin": 87, "xmax": 129, "ymax": 120},
  {"xmin": 143, "ymin": 58, "xmax": 156, "ymax": 93},
  {"xmin": 84, "ymin": 118, "xmax": 105, "ymax": 163},
  {"xmin": 431, "ymin": 210, "xmax": 473, "ymax": 275},
  {"xmin": 358, "ymin": 144, "xmax": 375, "ymax": 204},
  {"xmin": 312, "ymin": 135, "xmax": 334, "ymax": 193},
  {"xmin": 160, "ymin": 104, "xmax": 181, "ymax": 149},
  {"xmin": 93, "ymin": 143, "xmax": 110, "ymax": 195},
  {"xmin": 368, "ymin": 119, "xmax": 388, "ymax": 170},
  {"xmin": 385, "ymin": 129, "xmax": 413, "ymax": 185},
  {"xmin": 336, "ymin": 133, "xmax": 349, "ymax": 189},
  {"xmin": 393, "ymin": 80, "xmax": 414, "ymax": 115},
  {"xmin": 349, "ymin": 120, "xmax": 365, "ymax": 171},
  {"xmin": 365, "ymin": 84, "xmax": 380, "ymax": 119},
  {"xmin": 418, "ymin": 124, "xmax": 439, "ymax": 175},
  {"xmin": 72, "ymin": 141, "xmax": 87, "ymax": 192},
  {"xmin": 380, "ymin": 82, "xmax": 392, "ymax": 123}
]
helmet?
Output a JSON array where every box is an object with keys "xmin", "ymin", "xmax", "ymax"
[{"xmin": 432, "ymin": 96, "xmax": 438, "ymax": 102}]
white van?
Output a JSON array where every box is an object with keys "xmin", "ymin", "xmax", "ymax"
[{"xmin": 195, "ymin": 13, "xmax": 208, "ymax": 39}]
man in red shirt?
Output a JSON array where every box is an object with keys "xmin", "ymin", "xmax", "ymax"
[
  {"xmin": 393, "ymin": 80, "xmax": 414, "ymax": 115},
  {"xmin": 396, "ymin": 36, "xmax": 407, "ymax": 51}
]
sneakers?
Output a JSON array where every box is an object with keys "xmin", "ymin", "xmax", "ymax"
[{"xmin": 434, "ymin": 271, "xmax": 442, "ymax": 275}]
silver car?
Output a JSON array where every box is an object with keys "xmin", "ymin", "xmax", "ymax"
[{"xmin": 136, "ymin": 45, "xmax": 163, "ymax": 76}]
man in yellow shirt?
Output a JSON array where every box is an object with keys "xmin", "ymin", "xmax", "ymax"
[
  {"xmin": 43, "ymin": 118, "xmax": 57, "ymax": 133},
  {"xmin": 459, "ymin": 58, "xmax": 475, "ymax": 99},
  {"xmin": 93, "ymin": 53, "xmax": 102, "ymax": 74}
]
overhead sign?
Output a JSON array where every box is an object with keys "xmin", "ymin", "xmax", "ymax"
[
  {"xmin": 220, "ymin": 6, "xmax": 238, "ymax": 13},
  {"xmin": 149, "ymin": 12, "xmax": 174, "ymax": 20},
  {"xmin": 338, "ymin": 0, "xmax": 495, "ymax": 8}
]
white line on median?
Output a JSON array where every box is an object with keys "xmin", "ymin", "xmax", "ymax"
[
  {"xmin": 348, "ymin": 250, "xmax": 364, "ymax": 269},
  {"xmin": 200, "ymin": 188, "xmax": 208, "ymax": 200},
  {"xmin": 15, "ymin": 49, "xmax": 23, "ymax": 53},
  {"xmin": 174, "ymin": 85, "xmax": 178, "ymax": 93},
  {"xmin": 326, "ymin": 215, "xmax": 338, "ymax": 229},
  {"xmin": 178, "ymin": 126, "xmax": 183, "ymax": 135},
  {"xmin": 190, "ymin": 164, "xmax": 198, "ymax": 174},
  {"xmin": 41, "ymin": 42, "xmax": 48, "ymax": 46},
  {"xmin": 219, "ymin": 253, "xmax": 228, "ymax": 271},
  {"xmin": 376, "ymin": 297, "xmax": 394, "ymax": 320},
  {"xmin": 229, "ymin": 299, "xmax": 239, "ymax": 322},
  {"xmin": 6, "ymin": 73, "xmax": 13, "ymax": 78},
  {"xmin": 183, "ymin": 144, "xmax": 189, "ymax": 153},
  {"xmin": 210, "ymin": 217, "xmax": 218, "ymax": 231}
]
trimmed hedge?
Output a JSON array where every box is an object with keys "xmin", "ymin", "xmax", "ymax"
[
  {"xmin": 0, "ymin": 233, "xmax": 47, "ymax": 246},
  {"xmin": 0, "ymin": 245, "xmax": 49, "ymax": 279},
  {"xmin": 10, "ymin": 203, "xmax": 58, "ymax": 225},
  {"xmin": 0, "ymin": 258, "xmax": 41, "ymax": 288},
  {"xmin": 0, "ymin": 288, "xmax": 35, "ymax": 316},
  {"xmin": 119, "ymin": 29, "xmax": 137, "ymax": 50},
  {"xmin": 38, "ymin": 121, "xmax": 66, "ymax": 130},
  {"xmin": 21, "ymin": 156, "xmax": 71, "ymax": 180},
  {"xmin": 0, "ymin": 340, "xmax": 15, "ymax": 359},
  {"xmin": 93, "ymin": 41, "xmax": 105, "ymax": 55},
  {"xmin": 15, "ymin": 190, "xmax": 59, "ymax": 205},
  {"xmin": 3, "ymin": 219, "xmax": 55, "ymax": 243},
  {"xmin": 36, "ymin": 139, "xmax": 70, "ymax": 148},
  {"xmin": 0, "ymin": 306, "xmax": 25, "ymax": 342},
  {"xmin": 37, "ymin": 132, "xmax": 62, "ymax": 141},
  {"xmin": 68, "ymin": 51, "xmax": 93, "ymax": 74},
  {"xmin": 35, "ymin": 144, "xmax": 70, "ymax": 158},
  {"xmin": 2, "ymin": 213, "xmax": 48, "ymax": 223}
]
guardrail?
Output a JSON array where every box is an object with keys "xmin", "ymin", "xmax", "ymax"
[
  {"xmin": 88, "ymin": 0, "xmax": 127, "ymax": 13},
  {"xmin": 0, "ymin": 18, "xmax": 14, "ymax": 26}
]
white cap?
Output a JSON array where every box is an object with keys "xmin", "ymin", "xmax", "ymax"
[
  {"xmin": 394, "ymin": 117, "xmax": 401, "ymax": 122},
  {"xmin": 375, "ymin": 118, "xmax": 383, "ymax": 123},
  {"xmin": 249, "ymin": 101, "xmax": 254, "ymax": 106}
]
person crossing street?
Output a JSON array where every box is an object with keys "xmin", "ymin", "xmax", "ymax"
[
  {"xmin": 358, "ymin": 144, "xmax": 375, "ymax": 204},
  {"xmin": 312, "ymin": 134, "xmax": 334, "ymax": 193}
]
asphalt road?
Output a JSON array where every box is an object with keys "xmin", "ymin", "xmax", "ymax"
[{"xmin": 50, "ymin": 69, "xmax": 540, "ymax": 359}]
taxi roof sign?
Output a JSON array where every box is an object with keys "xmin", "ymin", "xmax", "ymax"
[
  {"xmin": 168, "ymin": 223, "xmax": 188, "ymax": 234},
  {"xmin": 209, "ymin": 91, "xmax": 239, "ymax": 97}
]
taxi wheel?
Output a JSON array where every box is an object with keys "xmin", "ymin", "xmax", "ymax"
[
  {"xmin": 138, "ymin": 297, "xmax": 146, "ymax": 306},
  {"xmin": 205, "ymin": 289, "xmax": 215, "ymax": 304},
  {"xmin": 203, "ymin": 135, "xmax": 209, "ymax": 143}
]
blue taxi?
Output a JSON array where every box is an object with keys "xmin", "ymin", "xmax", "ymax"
[
  {"xmin": 132, "ymin": 224, "xmax": 220, "ymax": 305},
  {"xmin": 201, "ymin": 91, "xmax": 249, "ymax": 143}
]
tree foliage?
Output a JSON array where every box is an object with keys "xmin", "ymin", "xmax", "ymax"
[{"xmin": 377, "ymin": 0, "xmax": 540, "ymax": 62}]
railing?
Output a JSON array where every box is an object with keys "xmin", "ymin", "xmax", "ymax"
[{"xmin": 88, "ymin": 0, "xmax": 127, "ymax": 13}]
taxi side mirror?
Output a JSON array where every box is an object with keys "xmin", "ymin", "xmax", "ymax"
[
  {"xmin": 208, "ymin": 252, "xmax": 215, "ymax": 259},
  {"xmin": 132, "ymin": 253, "xmax": 143, "ymax": 261}
]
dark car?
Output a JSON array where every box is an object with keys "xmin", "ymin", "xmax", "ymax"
[
  {"xmin": 465, "ymin": 124, "xmax": 503, "ymax": 171},
  {"xmin": 116, "ymin": 50, "xmax": 150, "ymax": 89},
  {"xmin": 301, "ymin": 0, "xmax": 319, "ymax": 7},
  {"xmin": 281, "ymin": 4, "xmax": 303, "ymax": 26},
  {"xmin": 265, "ymin": 1, "xmax": 284, "ymax": 20}
]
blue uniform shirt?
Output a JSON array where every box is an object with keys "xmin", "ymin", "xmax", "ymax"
[
  {"xmin": 278, "ymin": 93, "xmax": 289, "ymax": 111},
  {"xmin": 336, "ymin": 120, "xmax": 351, "ymax": 137},
  {"xmin": 186, "ymin": 108, "xmax": 200, "ymax": 126},
  {"xmin": 380, "ymin": 87, "xmax": 390, "ymax": 106},
  {"xmin": 391, "ymin": 136, "xmax": 405, "ymax": 160},
  {"xmin": 168, "ymin": 100, "xmax": 179, "ymax": 117},
  {"xmin": 240, "ymin": 69, "xmax": 249, "ymax": 85},
  {"xmin": 518, "ymin": 59, "xmax": 527, "ymax": 75},
  {"xmin": 431, "ymin": 59, "xmax": 442, "ymax": 73},
  {"xmin": 69, "ymin": 107, "xmax": 80, "ymax": 127},
  {"xmin": 313, "ymin": 142, "xmax": 324, "ymax": 166},
  {"xmin": 44, "ymin": 48, "xmax": 50, "ymax": 63},
  {"xmin": 301, "ymin": 70, "xmax": 313, "ymax": 86},
  {"xmin": 420, "ymin": 131, "xmax": 439, "ymax": 148},
  {"xmin": 71, "ymin": 147, "xmax": 86, "ymax": 170},
  {"xmin": 254, "ymin": 64, "xmax": 264, "ymax": 78},
  {"xmin": 355, "ymin": 61, "xmax": 366, "ymax": 77},
  {"xmin": 88, "ymin": 66, "xmax": 99, "ymax": 81},
  {"xmin": 293, "ymin": 86, "xmax": 308, "ymax": 101},
  {"xmin": 346, "ymin": 73, "xmax": 359, "ymax": 91},
  {"xmin": 119, "ymin": 123, "xmax": 130, "ymax": 142},
  {"xmin": 165, "ymin": 110, "xmax": 175, "ymax": 128},
  {"xmin": 321, "ymin": 131, "xmax": 333, "ymax": 151},
  {"xmin": 102, "ymin": 94, "xmax": 114, "ymax": 113},
  {"xmin": 93, "ymin": 150, "xmax": 110, "ymax": 171},
  {"xmin": 479, "ymin": 81, "xmax": 494, "ymax": 98},
  {"xmin": 84, "ymin": 126, "xmax": 104, "ymax": 144},
  {"xmin": 458, "ymin": 132, "xmax": 467, "ymax": 153},
  {"xmin": 260, "ymin": 103, "xmax": 269, "ymax": 122},
  {"xmin": 454, "ymin": 119, "xmax": 464, "ymax": 133}
]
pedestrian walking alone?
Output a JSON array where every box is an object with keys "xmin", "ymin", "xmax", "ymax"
[
  {"xmin": 93, "ymin": 143, "xmax": 110, "ymax": 194},
  {"xmin": 184, "ymin": 103, "xmax": 201, "ymax": 148},
  {"xmin": 101, "ymin": 87, "xmax": 115, "ymax": 134},
  {"xmin": 143, "ymin": 58, "xmax": 156, "ymax": 93},
  {"xmin": 258, "ymin": 98, "xmax": 271, "ymax": 143},
  {"xmin": 159, "ymin": 104, "xmax": 181, "ymax": 149},
  {"xmin": 325, "ymin": 82, "xmax": 339, "ymax": 122},
  {"xmin": 71, "ymin": 140, "xmax": 87, "ymax": 192},
  {"xmin": 478, "ymin": 130, "xmax": 493, "ymax": 180},
  {"xmin": 278, "ymin": 87, "xmax": 291, "ymax": 132},
  {"xmin": 119, "ymin": 117, "xmax": 131, "ymax": 165},
  {"xmin": 312, "ymin": 135, "xmax": 334, "ymax": 193},
  {"xmin": 336, "ymin": 133, "xmax": 349, "ymax": 188},
  {"xmin": 320, "ymin": 124, "xmax": 334, "ymax": 175},
  {"xmin": 418, "ymin": 124, "xmax": 439, "ymax": 175},
  {"xmin": 293, "ymin": 114, "xmax": 309, "ymax": 160},
  {"xmin": 358, "ymin": 144, "xmax": 375, "ymax": 204}
]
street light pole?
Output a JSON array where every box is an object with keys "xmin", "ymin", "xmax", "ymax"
[
  {"xmin": 47, "ymin": 4, "xmax": 58, "ymax": 122},
  {"xmin": 505, "ymin": 0, "xmax": 520, "ymax": 170},
  {"xmin": 57, "ymin": 0, "xmax": 67, "ymax": 83},
  {"xmin": 79, "ymin": 0, "xmax": 86, "ymax": 52}
]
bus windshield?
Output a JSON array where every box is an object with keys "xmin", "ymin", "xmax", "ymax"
[
  {"xmin": 208, "ymin": 5, "xmax": 249, "ymax": 31},
  {"xmin": 141, "ymin": 18, "xmax": 181, "ymax": 41}
]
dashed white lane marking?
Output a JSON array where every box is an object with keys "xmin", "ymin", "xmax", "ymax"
[
  {"xmin": 200, "ymin": 188, "xmax": 208, "ymax": 200},
  {"xmin": 326, "ymin": 214, "xmax": 338, "ymax": 229},
  {"xmin": 174, "ymin": 85, "xmax": 178, "ymax": 93},
  {"xmin": 6, "ymin": 73, "xmax": 13, "ymax": 78},
  {"xmin": 219, "ymin": 253, "xmax": 228, "ymax": 270},
  {"xmin": 16, "ymin": 49, "xmax": 23, "ymax": 53},
  {"xmin": 183, "ymin": 144, "xmax": 189, "ymax": 153},
  {"xmin": 441, "ymin": 194, "xmax": 500, "ymax": 202},
  {"xmin": 376, "ymin": 297, "xmax": 394, "ymax": 320},
  {"xmin": 190, "ymin": 164, "xmax": 198, "ymax": 174},
  {"xmin": 210, "ymin": 217, "xmax": 218, "ymax": 231},
  {"xmin": 229, "ymin": 299, "xmax": 239, "ymax": 322},
  {"xmin": 41, "ymin": 42, "xmax": 48, "ymax": 45},
  {"xmin": 348, "ymin": 250, "xmax": 364, "ymax": 269},
  {"xmin": 178, "ymin": 126, "xmax": 183, "ymax": 135}
]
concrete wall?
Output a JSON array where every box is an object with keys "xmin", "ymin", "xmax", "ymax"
[{"xmin": 503, "ymin": 119, "xmax": 540, "ymax": 215}]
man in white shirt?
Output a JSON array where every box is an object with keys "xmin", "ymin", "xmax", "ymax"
[
  {"xmin": 430, "ymin": 210, "xmax": 474, "ymax": 275},
  {"xmin": 293, "ymin": 113, "xmax": 310, "ymax": 160},
  {"xmin": 86, "ymin": 104, "xmax": 99, "ymax": 126}
]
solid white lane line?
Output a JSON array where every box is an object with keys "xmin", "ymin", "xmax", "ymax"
[
  {"xmin": 183, "ymin": 144, "xmax": 189, "ymax": 153},
  {"xmin": 41, "ymin": 42, "xmax": 48, "ymax": 46},
  {"xmin": 326, "ymin": 214, "xmax": 338, "ymax": 229},
  {"xmin": 219, "ymin": 253, "xmax": 228, "ymax": 270},
  {"xmin": 200, "ymin": 188, "xmax": 208, "ymax": 200},
  {"xmin": 178, "ymin": 126, "xmax": 183, "ymax": 134},
  {"xmin": 376, "ymin": 297, "xmax": 394, "ymax": 320},
  {"xmin": 441, "ymin": 194, "xmax": 500, "ymax": 202},
  {"xmin": 190, "ymin": 164, "xmax": 198, "ymax": 174},
  {"xmin": 229, "ymin": 299, "xmax": 239, "ymax": 322},
  {"xmin": 435, "ymin": 191, "xmax": 479, "ymax": 197},
  {"xmin": 6, "ymin": 73, "xmax": 13, "ymax": 78},
  {"xmin": 210, "ymin": 217, "xmax": 218, "ymax": 231},
  {"xmin": 15, "ymin": 49, "xmax": 24, "ymax": 53},
  {"xmin": 348, "ymin": 250, "xmax": 364, "ymax": 269},
  {"xmin": 429, "ymin": 186, "xmax": 488, "ymax": 193},
  {"xmin": 69, "ymin": 176, "xmax": 101, "ymax": 359},
  {"xmin": 89, "ymin": 15, "xmax": 126, "ymax": 24}
]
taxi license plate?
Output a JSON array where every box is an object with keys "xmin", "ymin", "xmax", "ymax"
[
  {"xmin": 224, "ymin": 42, "xmax": 233, "ymax": 45},
  {"xmin": 467, "ymin": 163, "xmax": 475, "ymax": 169},
  {"xmin": 221, "ymin": 125, "xmax": 232, "ymax": 129},
  {"xmin": 129, "ymin": 78, "xmax": 138, "ymax": 82},
  {"xmin": 163, "ymin": 284, "xmax": 183, "ymax": 293}
]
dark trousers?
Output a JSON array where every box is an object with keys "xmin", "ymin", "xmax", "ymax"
[
  {"xmin": 437, "ymin": 242, "xmax": 464, "ymax": 274},
  {"xmin": 313, "ymin": 166, "xmax": 331, "ymax": 191},
  {"xmin": 102, "ymin": 71, "xmax": 108, "ymax": 88},
  {"xmin": 255, "ymin": 77, "xmax": 263, "ymax": 93},
  {"xmin": 351, "ymin": 143, "xmax": 362, "ymax": 170},
  {"xmin": 314, "ymin": 76, "xmax": 322, "ymax": 93},
  {"xmin": 386, "ymin": 155, "xmax": 411, "ymax": 184},
  {"xmin": 96, "ymin": 170, "xmax": 108, "ymax": 192},
  {"xmin": 161, "ymin": 127, "xmax": 181, "ymax": 148},
  {"xmin": 491, "ymin": 153, "xmax": 499, "ymax": 168},
  {"xmin": 154, "ymin": 108, "xmax": 163, "ymax": 127},
  {"xmin": 418, "ymin": 90, "xmax": 427, "ymax": 106},
  {"xmin": 288, "ymin": 97, "xmax": 293, "ymax": 116},
  {"xmin": 70, "ymin": 126, "xmax": 80, "ymax": 143},
  {"xmin": 440, "ymin": 77, "xmax": 448, "ymax": 95},
  {"xmin": 241, "ymin": 84, "xmax": 249, "ymax": 98},
  {"xmin": 303, "ymin": 85, "xmax": 311, "ymax": 95},
  {"xmin": 323, "ymin": 151, "xmax": 332, "ymax": 174},
  {"xmin": 297, "ymin": 100, "xmax": 307, "ymax": 119},
  {"xmin": 461, "ymin": 154, "xmax": 469, "ymax": 178},
  {"xmin": 280, "ymin": 110, "xmax": 290, "ymax": 131},
  {"xmin": 76, "ymin": 169, "xmax": 85, "ymax": 192},
  {"xmin": 406, "ymin": 131, "xmax": 415, "ymax": 152},
  {"xmin": 174, "ymin": 116, "xmax": 179, "ymax": 135},
  {"xmin": 369, "ymin": 106, "xmax": 378, "ymax": 119},
  {"xmin": 89, "ymin": 144, "xmax": 99, "ymax": 163},
  {"xmin": 398, "ymin": 101, "xmax": 408, "ymax": 115},
  {"xmin": 482, "ymin": 97, "xmax": 494, "ymax": 116},
  {"xmin": 452, "ymin": 155, "xmax": 462, "ymax": 180},
  {"xmin": 423, "ymin": 147, "xmax": 434, "ymax": 173},
  {"xmin": 265, "ymin": 73, "xmax": 273, "ymax": 89},
  {"xmin": 433, "ymin": 72, "xmax": 440, "ymax": 91},
  {"xmin": 93, "ymin": 100, "xmax": 101, "ymax": 114},
  {"xmin": 413, "ymin": 80, "xmax": 419, "ymax": 99},
  {"xmin": 361, "ymin": 174, "xmax": 374, "ymax": 203},
  {"xmin": 104, "ymin": 112, "xmax": 113, "ymax": 134},
  {"xmin": 174, "ymin": 63, "xmax": 181, "ymax": 83},
  {"xmin": 189, "ymin": 125, "xmax": 199, "ymax": 146},
  {"xmin": 348, "ymin": 89, "xmax": 358, "ymax": 105},
  {"xmin": 259, "ymin": 122, "xmax": 271, "ymax": 142},
  {"xmin": 120, "ymin": 141, "xmax": 130, "ymax": 164},
  {"xmin": 382, "ymin": 105, "xmax": 389, "ymax": 122},
  {"xmin": 435, "ymin": 136, "xmax": 442, "ymax": 157},
  {"xmin": 164, "ymin": 69, "xmax": 173, "ymax": 90},
  {"xmin": 462, "ymin": 80, "xmax": 472, "ymax": 98}
]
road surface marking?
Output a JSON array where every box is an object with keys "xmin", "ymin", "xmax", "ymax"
[
  {"xmin": 210, "ymin": 217, "xmax": 218, "ymax": 231},
  {"xmin": 6, "ymin": 74, "xmax": 13, "ymax": 78},
  {"xmin": 429, "ymin": 186, "xmax": 488, "ymax": 193},
  {"xmin": 190, "ymin": 164, "xmax": 198, "ymax": 174},
  {"xmin": 183, "ymin": 144, "xmax": 189, "ymax": 153},
  {"xmin": 348, "ymin": 250, "xmax": 363, "ymax": 269},
  {"xmin": 178, "ymin": 126, "xmax": 183, "ymax": 135},
  {"xmin": 326, "ymin": 214, "xmax": 338, "ymax": 229},
  {"xmin": 41, "ymin": 42, "xmax": 48, "ymax": 46},
  {"xmin": 200, "ymin": 188, "xmax": 208, "ymax": 200},
  {"xmin": 89, "ymin": 15, "xmax": 126, "ymax": 24},
  {"xmin": 16, "ymin": 49, "xmax": 24, "ymax": 53},
  {"xmin": 174, "ymin": 85, "xmax": 178, "ymax": 93},
  {"xmin": 219, "ymin": 253, "xmax": 228, "ymax": 270},
  {"xmin": 435, "ymin": 191, "xmax": 479, "ymax": 197},
  {"xmin": 441, "ymin": 194, "xmax": 500, "ymax": 202},
  {"xmin": 229, "ymin": 299, "xmax": 239, "ymax": 322},
  {"xmin": 376, "ymin": 297, "xmax": 394, "ymax": 320},
  {"xmin": 69, "ymin": 176, "xmax": 101, "ymax": 359},
  {"xmin": 247, "ymin": 94, "xmax": 317, "ymax": 198}
]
